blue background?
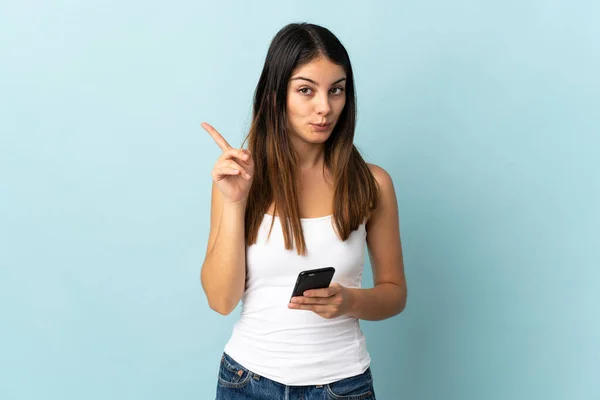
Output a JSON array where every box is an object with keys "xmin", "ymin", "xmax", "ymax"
[{"xmin": 1, "ymin": 1, "xmax": 598, "ymax": 399}]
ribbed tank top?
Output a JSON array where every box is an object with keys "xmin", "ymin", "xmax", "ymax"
[{"xmin": 223, "ymin": 213, "xmax": 371, "ymax": 385}]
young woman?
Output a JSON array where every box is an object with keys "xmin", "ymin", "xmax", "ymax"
[{"xmin": 201, "ymin": 22, "xmax": 407, "ymax": 400}]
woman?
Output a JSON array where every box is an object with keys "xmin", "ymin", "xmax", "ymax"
[{"xmin": 201, "ymin": 22, "xmax": 407, "ymax": 400}]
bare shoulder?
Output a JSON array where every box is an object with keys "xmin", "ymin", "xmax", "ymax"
[
  {"xmin": 367, "ymin": 163, "xmax": 393, "ymax": 188},
  {"xmin": 366, "ymin": 163, "xmax": 396, "ymax": 222}
]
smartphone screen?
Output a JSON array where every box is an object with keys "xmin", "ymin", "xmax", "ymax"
[{"xmin": 290, "ymin": 267, "xmax": 335, "ymax": 300}]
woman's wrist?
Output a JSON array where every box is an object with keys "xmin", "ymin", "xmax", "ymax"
[{"xmin": 346, "ymin": 287, "xmax": 362, "ymax": 318}]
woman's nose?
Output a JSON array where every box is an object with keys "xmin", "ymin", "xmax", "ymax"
[{"xmin": 315, "ymin": 94, "xmax": 331, "ymax": 115}]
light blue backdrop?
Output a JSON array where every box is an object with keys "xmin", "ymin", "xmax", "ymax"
[{"xmin": 1, "ymin": 1, "xmax": 598, "ymax": 399}]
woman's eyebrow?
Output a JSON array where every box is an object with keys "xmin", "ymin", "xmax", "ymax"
[{"xmin": 290, "ymin": 76, "xmax": 347, "ymax": 85}]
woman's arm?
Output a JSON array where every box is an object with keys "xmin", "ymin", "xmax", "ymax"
[
  {"xmin": 200, "ymin": 181, "xmax": 247, "ymax": 315},
  {"xmin": 200, "ymin": 123, "xmax": 254, "ymax": 316},
  {"xmin": 347, "ymin": 164, "xmax": 407, "ymax": 321}
]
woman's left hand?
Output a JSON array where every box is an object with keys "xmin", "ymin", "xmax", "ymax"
[{"xmin": 288, "ymin": 282, "xmax": 355, "ymax": 319}]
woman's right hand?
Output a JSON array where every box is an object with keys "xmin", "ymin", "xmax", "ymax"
[{"xmin": 201, "ymin": 122, "xmax": 254, "ymax": 204}]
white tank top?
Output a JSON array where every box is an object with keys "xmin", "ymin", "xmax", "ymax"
[{"xmin": 223, "ymin": 213, "xmax": 371, "ymax": 385}]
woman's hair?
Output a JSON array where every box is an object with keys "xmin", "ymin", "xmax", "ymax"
[{"xmin": 241, "ymin": 22, "xmax": 379, "ymax": 256}]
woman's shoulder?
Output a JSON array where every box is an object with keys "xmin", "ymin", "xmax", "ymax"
[
  {"xmin": 366, "ymin": 163, "xmax": 393, "ymax": 187},
  {"xmin": 365, "ymin": 163, "xmax": 395, "ymax": 223}
]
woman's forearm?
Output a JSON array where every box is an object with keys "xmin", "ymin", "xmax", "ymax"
[
  {"xmin": 201, "ymin": 201, "xmax": 247, "ymax": 315},
  {"xmin": 347, "ymin": 282, "xmax": 407, "ymax": 321}
]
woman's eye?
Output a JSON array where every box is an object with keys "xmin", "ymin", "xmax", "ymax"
[{"xmin": 298, "ymin": 87, "xmax": 345, "ymax": 96}]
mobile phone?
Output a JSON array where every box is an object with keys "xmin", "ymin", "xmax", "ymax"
[{"xmin": 290, "ymin": 267, "xmax": 336, "ymax": 300}]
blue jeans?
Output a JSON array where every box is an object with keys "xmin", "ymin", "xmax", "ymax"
[{"xmin": 215, "ymin": 352, "xmax": 376, "ymax": 400}]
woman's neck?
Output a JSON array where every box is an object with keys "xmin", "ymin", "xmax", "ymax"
[{"xmin": 293, "ymin": 143, "xmax": 325, "ymax": 170}]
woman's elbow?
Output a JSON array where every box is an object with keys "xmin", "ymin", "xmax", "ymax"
[{"xmin": 208, "ymin": 299, "xmax": 236, "ymax": 316}]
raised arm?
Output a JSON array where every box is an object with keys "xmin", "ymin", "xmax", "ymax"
[{"xmin": 200, "ymin": 122, "xmax": 254, "ymax": 315}]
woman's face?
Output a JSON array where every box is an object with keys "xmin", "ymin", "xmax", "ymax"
[{"xmin": 286, "ymin": 56, "xmax": 347, "ymax": 145}]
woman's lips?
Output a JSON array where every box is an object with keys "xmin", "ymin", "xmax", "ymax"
[{"xmin": 310, "ymin": 123, "xmax": 331, "ymax": 131}]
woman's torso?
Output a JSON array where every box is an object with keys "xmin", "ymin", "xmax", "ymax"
[{"xmin": 223, "ymin": 166, "xmax": 372, "ymax": 385}]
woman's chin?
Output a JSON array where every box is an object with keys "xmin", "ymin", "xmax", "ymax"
[
  {"xmin": 305, "ymin": 129, "xmax": 332, "ymax": 141},
  {"xmin": 305, "ymin": 134, "xmax": 330, "ymax": 144}
]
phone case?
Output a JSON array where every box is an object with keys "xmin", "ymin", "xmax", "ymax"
[{"xmin": 290, "ymin": 266, "xmax": 336, "ymax": 299}]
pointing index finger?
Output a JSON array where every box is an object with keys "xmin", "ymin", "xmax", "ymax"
[{"xmin": 201, "ymin": 122, "xmax": 232, "ymax": 151}]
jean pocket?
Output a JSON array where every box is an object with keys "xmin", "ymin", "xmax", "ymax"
[
  {"xmin": 217, "ymin": 352, "xmax": 252, "ymax": 389},
  {"xmin": 326, "ymin": 367, "xmax": 374, "ymax": 400}
]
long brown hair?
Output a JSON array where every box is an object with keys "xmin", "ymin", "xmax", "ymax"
[{"xmin": 241, "ymin": 23, "xmax": 378, "ymax": 256}]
